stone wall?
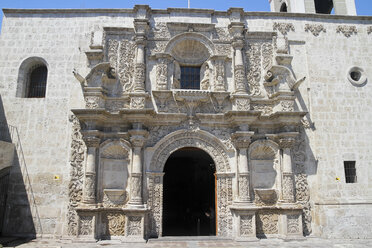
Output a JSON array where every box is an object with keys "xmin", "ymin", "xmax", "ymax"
[{"xmin": 0, "ymin": 7, "xmax": 371, "ymax": 238}]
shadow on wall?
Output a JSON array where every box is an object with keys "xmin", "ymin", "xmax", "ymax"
[
  {"xmin": 294, "ymin": 89, "xmax": 318, "ymax": 236},
  {"xmin": 0, "ymin": 95, "xmax": 37, "ymax": 239}
]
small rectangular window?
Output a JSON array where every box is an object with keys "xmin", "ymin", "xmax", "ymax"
[
  {"xmin": 344, "ymin": 161, "xmax": 357, "ymax": 183},
  {"xmin": 180, "ymin": 66, "xmax": 200, "ymax": 89}
]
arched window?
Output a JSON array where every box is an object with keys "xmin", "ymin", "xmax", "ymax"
[
  {"xmin": 315, "ymin": 0, "xmax": 334, "ymax": 14},
  {"xmin": 280, "ymin": 3, "xmax": 288, "ymax": 12},
  {"xmin": 27, "ymin": 66, "xmax": 47, "ymax": 98},
  {"xmin": 16, "ymin": 57, "xmax": 48, "ymax": 98}
]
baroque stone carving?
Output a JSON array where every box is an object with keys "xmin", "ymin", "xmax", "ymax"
[
  {"xmin": 85, "ymin": 96, "xmax": 100, "ymax": 109},
  {"xmin": 127, "ymin": 216, "xmax": 142, "ymax": 236},
  {"xmin": 215, "ymin": 44, "xmax": 231, "ymax": 56},
  {"xmin": 305, "ymin": 24, "xmax": 326, "ymax": 36},
  {"xmin": 273, "ymin": 22, "xmax": 295, "ymax": 35},
  {"xmin": 256, "ymin": 212, "xmax": 279, "ymax": 235},
  {"xmin": 280, "ymin": 100, "xmax": 295, "ymax": 112},
  {"xmin": 108, "ymin": 39, "xmax": 119, "ymax": 69},
  {"xmin": 234, "ymin": 65, "xmax": 246, "ymax": 93},
  {"xmin": 214, "ymin": 60, "xmax": 226, "ymax": 91},
  {"xmin": 130, "ymin": 97, "xmax": 145, "ymax": 109},
  {"xmin": 239, "ymin": 175, "xmax": 250, "ymax": 201},
  {"xmin": 287, "ymin": 215, "xmax": 300, "ymax": 234},
  {"xmin": 150, "ymin": 22, "xmax": 171, "ymax": 39},
  {"xmin": 134, "ymin": 63, "xmax": 146, "ymax": 91},
  {"xmin": 78, "ymin": 215, "xmax": 93, "ymax": 236},
  {"xmin": 148, "ymin": 41, "xmax": 167, "ymax": 56},
  {"xmin": 262, "ymin": 42, "xmax": 273, "ymax": 71},
  {"xmin": 336, "ymin": 25, "xmax": 358, "ymax": 37},
  {"xmin": 251, "ymin": 104, "xmax": 273, "ymax": 115},
  {"xmin": 150, "ymin": 130, "xmax": 231, "ymax": 172},
  {"xmin": 67, "ymin": 115, "xmax": 86, "ymax": 235},
  {"xmin": 240, "ymin": 215, "xmax": 253, "ymax": 236},
  {"xmin": 246, "ymin": 43, "xmax": 261, "ymax": 96},
  {"xmin": 119, "ymin": 40, "xmax": 136, "ymax": 93},
  {"xmin": 101, "ymin": 144, "xmax": 129, "ymax": 160},
  {"xmin": 236, "ymin": 98, "xmax": 250, "ymax": 111},
  {"xmin": 213, "ymin": 28, "xmax": 231, "ymax": 42},
  {"xmin": 106, "ymin": 213, "xmax": 125, "ymax": 236},
  {"xmin": 147, "ymin": 174, "xmax": 163, "ymax": 237},
  {"xmin": 368, "ymin": 26, "xmax": 372, "ymax": 35},
  {"xmin": 156, "ymin": 59, "xmax": 168, "ymax": 90},
  {"xmin": 282, "ymin": 173, "xmax": 295, "ymax": 202},
  {"xmin": 217, "ymin": 176, "xmax": 233, "ymax": 236}
]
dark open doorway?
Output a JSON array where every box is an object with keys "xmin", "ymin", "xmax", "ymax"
[{"xmin": 162, "ymin": 147, "xmax": 216, "ymax": 236}]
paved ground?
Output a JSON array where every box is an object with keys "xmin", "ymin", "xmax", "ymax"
[{"xmin": 1, "ymin": 237, "xmax": 372, "ymax": 248}]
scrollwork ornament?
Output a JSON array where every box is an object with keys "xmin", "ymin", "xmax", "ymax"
[
  {"xmin": 257, "ymin": 212, "xmax": 279, "ymax": 235},
  {"xmin": 273, "ymin": 22, "xmax": 295, "ymax": 35},
  {"xmin": 282, "ymin": 174, "xmax": 295, "ymax": 202},
  {"xmin": 336, "ymin": 25, "xmax": 358, "ymax": 37},
  {"xmin": 68, "ymin": 115, "xmax": 86, "ymax": 235},
  {"xmin": 156, "ymin": 59, "xmax": 168, "ymax": 90},
  {"xmin": 246, "ymin": 43, "xmax": 262, "ymax": 96},
  {"xmin": 305, "ymin": 24, "xmax": 326, "ymax": 36},
  {"xmin": 236, "ymin": 98, "xmax": 250, "ymax": 111},
  {"xmin": 106, "ymin": 213, "xmax": 125, "ymax": 236},
  {"xmin": 118, "ymin": 40, "xmax": 136, "ymax": 93}
]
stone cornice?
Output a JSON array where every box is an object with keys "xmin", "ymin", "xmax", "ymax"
[{"xmin": 3, "ymin": 8, "xmax": 372, "ymax": 21}]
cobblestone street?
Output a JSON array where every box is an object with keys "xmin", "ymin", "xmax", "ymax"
[{"xmin": 1, "ymin": 237, "xmax": 372, "ymax": 248}]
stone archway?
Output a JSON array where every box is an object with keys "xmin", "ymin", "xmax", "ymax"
[{"xmin": 147, "ymin": 130, "xmax": 234, "ymax": 238}]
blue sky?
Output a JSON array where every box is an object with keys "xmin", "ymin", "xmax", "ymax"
[{"xmin": 1, "ymin": 0, "xmax": 371, "ymax": 32}]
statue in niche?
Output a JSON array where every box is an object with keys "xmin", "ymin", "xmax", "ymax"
[
  {"xmin": 172, "ymin": 61, "xmax": 181, "ymax": 89},
  {"xmin": 200, "ymin": 62, "xmax": 211, "ymax": 90}
]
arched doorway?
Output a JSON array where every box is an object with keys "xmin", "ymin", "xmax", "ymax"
[{"xmin": 162, "ymin": 147, "xmax": 216, "ymax": 236}]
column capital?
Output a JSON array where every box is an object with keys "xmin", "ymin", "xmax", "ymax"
[
  {"xmin": 232, "ymin": 39, "xmax": 244, "ymax": 50},
  {"xmin": 83, "ymin": 136, "xmax": 100, "ymax": 148},
  {"xmin": 278, "ymin": 137, "xmax": 296, "ymax": 149},
  {"xmin": 129, "ymin": 129, "xmax": 149, "ymax": 148},
  {"xmin": 231, "ymin": 131, "xmax": 254, "ymax": 148}
]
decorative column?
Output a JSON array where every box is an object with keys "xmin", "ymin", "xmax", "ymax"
[
  {"xmin": 130, "ymin": 18, "xmax": 149, "ymax": 110},
  {"xmin": 128, "ymin": 125, "xmax": 148, "ymax": 208},
  {"xmin": 232, "ymin": 130, "xmax": 254, "ymax": 203},
  {"xmin": 229, "ymin": 22, "xmax": 250, "ymax": 112},
  {"xmin": 279, "ymin": 136, "xmax": 296, "ymax": 203},
  {"xmin": 82, "ymin": 136, "xmax": 100, "ymax": 204},
  {"xmin": 232, "ymin": 39, "xmax": 247, "ymax": 94}
]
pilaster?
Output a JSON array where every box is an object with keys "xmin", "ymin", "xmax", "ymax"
[{"xmin": 82, "ymin": 135, "xmax": 100, "ymax": 205}]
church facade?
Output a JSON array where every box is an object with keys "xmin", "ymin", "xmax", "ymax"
[{"xmin": 0, "ymin": 0, "xmax": 371, "ymax": 241}]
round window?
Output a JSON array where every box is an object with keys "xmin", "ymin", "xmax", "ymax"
[{"xmin": 347, "ymin": 67, "xmax": 367, "ymax": 86}]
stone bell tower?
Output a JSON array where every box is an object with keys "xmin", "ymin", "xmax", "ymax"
[{"xmin": 269, "ymin": 0, "xmax": 356, "ymax": 15}]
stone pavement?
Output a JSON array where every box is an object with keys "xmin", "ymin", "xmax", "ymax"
[{"xmin": 1, "ymin": 237, "xmax": 372, "ymax": 248}]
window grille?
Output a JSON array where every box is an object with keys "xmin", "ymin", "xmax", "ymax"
[
  {"xmin": 27, "ymin": 66, "xmax": 47, "ymax": 98},
  {"xmin": 180, "ymin": 66, "xmax": 200, "ymax": 89},
  {"xmin": 344, "ymin": 161, "xmax": 357, "ymax": 183}
]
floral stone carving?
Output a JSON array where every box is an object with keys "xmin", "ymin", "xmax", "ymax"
[
  {"xmin": 68, "ymin": 115, "xmax": 86, "ymax": 235},
  {"xmin": 305, "ymin": 24, "xmax": 326, "ymax": 36},
  {"xmin": 106, "ymin": 213, "xmax": 125, "ymax": 236},
  {"xmin": 336, "ymin": 25, "xmax": 358, "ymax": 37},
  {"xmin": 273, "ymin": 22, "xmax": 295, "ymax": 35},
  {"xmin": 240, "ymin": 215, "xmax": 253, "ymax": 237},
  {"xmin": 78, "ymin": 215, "xmax": 93, "ymax": 236},
  {"xmin": 256, "ymin": 212, "xmax": 279, "ymax": 235}
]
